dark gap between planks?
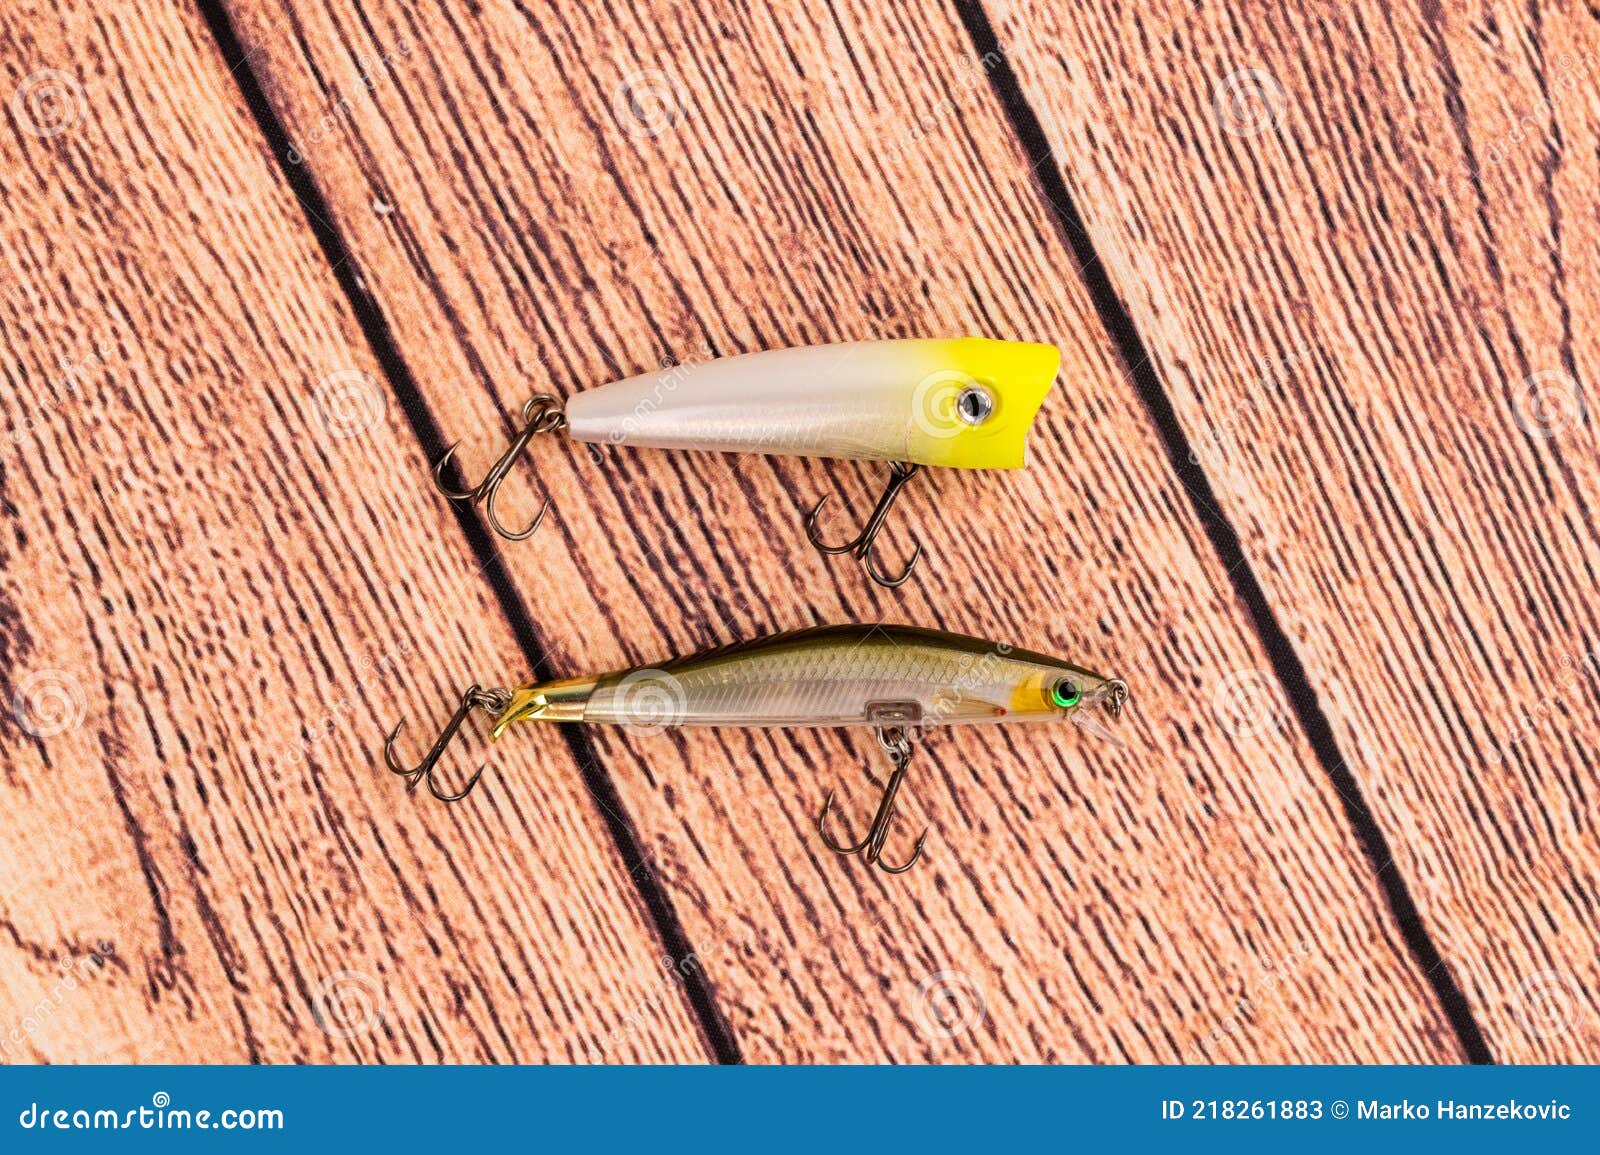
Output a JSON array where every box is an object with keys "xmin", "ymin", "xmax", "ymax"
[
  {"xmin": 950, "ymin": 0, "xmax": 1495, "ymax": 1063},
  {"xmin": 194, "ymin": 0, "xmax": 742, "ymax": 1064}
]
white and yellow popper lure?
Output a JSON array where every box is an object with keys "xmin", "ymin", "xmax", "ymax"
[
  {"xmin": 385, "ymin": 624, "xmax": 1127, "ymax": 873},
  {"xmin": 434, "ymin": 338, "xmax": 1061, "ymax": 586}
]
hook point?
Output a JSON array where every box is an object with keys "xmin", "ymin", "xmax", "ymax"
[
  {"xmin": 486, "ymin": 484, "xmax": 552, "ymax": 541},
  {"xmin": 814, "ymin": 725, "xmax": 926, "ymax": 873},
  {"xmin": 381, "ymin": 686, "xmax": 507, "ymax": 803},
  {"xmin": 878, "ymin": 828, "xmax": 929, "ymax": 875},
  {"xmin": 802, "ymin": 462, "xmax": 924, "ymax": 586},
  {"xmin": 431, "ymin": 442, "xmax": 476, "ymax": 500},
  {"xmin": 432, "ymin": 396, "xmax": 565, "ymax": 541}
]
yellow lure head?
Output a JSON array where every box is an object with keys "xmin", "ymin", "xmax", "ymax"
[
  {"xmin": 1007, "ymin": 663, "xmax": 1127, "ymax": 720},
  {"xmin": 904, "ymin": 338, "xmax": 1061, "ymax": 470}
]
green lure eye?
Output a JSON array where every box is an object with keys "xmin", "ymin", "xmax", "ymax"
[{"xmin": 1050, "ymin": 678, "xmax": 1081, "ymax": 709}]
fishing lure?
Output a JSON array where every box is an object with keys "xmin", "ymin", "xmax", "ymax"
[
  {"xmin": 384, "ymin": 624, "xmax": 1126, "ymax": 873},
  {"xmin": 434, "ymin": 338, "xmax": 1061, "ymax": 586}
]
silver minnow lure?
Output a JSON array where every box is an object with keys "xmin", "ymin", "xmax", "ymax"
[
  {"xmin": 385, "ymin": 624, "xmax": 1127, "ymax": 874},
  {"xmin": 432, "ymin": 338, "xmax": 1061, "ymax": 586}
]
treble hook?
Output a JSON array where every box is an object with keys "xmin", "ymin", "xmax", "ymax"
[
  {"xmin": 816, "ymin": 724, "xmax": 929, "ymax": 874},
  {"xmin": 433, "ymin": 395, "xmax": 567, "ymax": 540},
  {"xmin": 384, "ymin": 685, "xmax": 511, "ymax": 802},
  {"xmin": 805, "ymin": 461, "xmax": 924, "ymax": 588}
]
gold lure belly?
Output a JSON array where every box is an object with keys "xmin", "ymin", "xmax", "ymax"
[
  {"xmin": 431, "ymin": 338, "xmax": 1061, "ymax": 587},
  {"xmin": 384, "ymin": 625, "xmax": 1126, "ymax": 874}
]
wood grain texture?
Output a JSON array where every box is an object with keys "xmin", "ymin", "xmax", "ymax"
[
  {"xmin": 0, "ymin": 0, "xmax": 711, "ymax": 1062},
  {"xmin": 986, "ymin": 0, "xmax": 1600, "ymax": 1059},
  {"xmin": 222, "ymin": 0, "xmax": 1462, "ymax": 1059}
]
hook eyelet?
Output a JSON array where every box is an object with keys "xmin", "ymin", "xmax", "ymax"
[
  {"xmin": 384, "ymin": 685, "xmax": 511, "ymax": 802},
  {"xmin": 433, "ymin": 395, "xmax": 566, "ymax": 541},
  {"xmin": 816, "ymin": 722, "xmax": 929, "ymax": 874}
]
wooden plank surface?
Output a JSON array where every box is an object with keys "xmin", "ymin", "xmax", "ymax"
[
  {"xmin": 0, "ymin": 0, "xmax": 710, "ymax": 1062},
  {"xmin": 219, "ymin": 0, "xmax": 1463, "ymax": 1059},
  {"xmin": 985, "ymin": 0, "xmax": 1600, "ymax": 1059}
]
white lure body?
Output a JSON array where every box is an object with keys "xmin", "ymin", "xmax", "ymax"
[{"xmin": 563, "ymin": 338, "xmax": 1059, "ymax": 470}]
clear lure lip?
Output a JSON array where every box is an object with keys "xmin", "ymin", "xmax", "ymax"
[
  {"xmin": 1069, "ymin": 680, "xmax": 1128, "ymax": 747},
  {"xmin": 1071, "ymin": 678, "xmax": 1128, "ymax": 739}
]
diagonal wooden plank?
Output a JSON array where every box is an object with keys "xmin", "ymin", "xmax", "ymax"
[
  {"xmin": 0, "ymin": 0, "xmax": 710, "ymax": 1062},
  {"xmin": 222, "ymin": 0, "xmax": 1461, "ymax": 1059},
  {"xmin": 983, "ymin": 0, "xmax": 1600, "ymax": 1059}
]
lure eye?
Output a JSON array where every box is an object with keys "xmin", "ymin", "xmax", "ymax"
[
  {"xmin": 956, "ymin": 384, "xmax": 994, "ymax": 426},
  {"xmin": 1050, "ymin": 678, "xmax": 1081, "ymax": 709}
]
